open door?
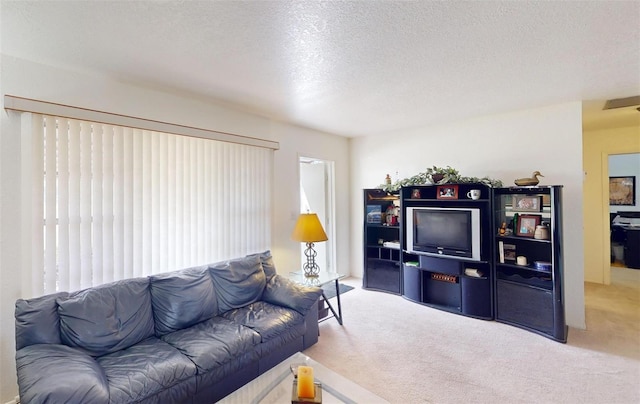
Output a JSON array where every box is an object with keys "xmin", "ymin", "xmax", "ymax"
[{"xmin": 299, "ymin": 156, "xmax": 336, "ymax": 273}]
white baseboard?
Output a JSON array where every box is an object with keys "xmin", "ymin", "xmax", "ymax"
[{"xmin": 4, "ymin": 396, "xmax": 19, "ymax": 404}]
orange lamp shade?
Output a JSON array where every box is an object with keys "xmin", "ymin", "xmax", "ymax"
[{"xmin": 291, "ymin": 213, "xmax": 328, "ymax": 243}]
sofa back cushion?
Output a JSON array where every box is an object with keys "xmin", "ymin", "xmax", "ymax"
[
  {"xmin": 15, "ymin": 291, "xmax": 69, "ymax": 350},
  {"xmin": 58, "ymin": 277, "xmax": 155, "ymax": 357},
  {"xmin": 209, "ymin": 254, "xmax": 266, "ymax": 313},
  {"xmin": 149, "ymin": 266, "xmax": 218, "ymax": 337},
  {"xmin": 247, "ymin": 250, "xmax": 277, "ymax": 281}
]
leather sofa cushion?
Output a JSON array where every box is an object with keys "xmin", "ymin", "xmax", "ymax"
[
  {"xmin": 15, "ymin": 291, "xmax": 69, "ymax": 350},
  {"xmin": 16, "ymin": 344, "xmax": 109, "ymax": 404},
  {"xmin": 209, "ymin": 254, "xmax": 266, "ymax": 313},
  {"xmin": 221, "ymin": 301, "xmax": 305, "ymax": 342},
  {"xmin": 58, "ymin": 277, "xmax": 155, "ymax": 357},
  {"xmin": 161, "ymin": 316, "xmax": 260, "ymax": 373},
  {"xmin": 262, "ymin": 275, "xmax": 323, "ymax": 315},
  {"xmin": 247, "ymin": 250, "xmax": 277, "ymax": 281},
  {"xmin": 96, "ymin": 337, "xmax": 197, "ymax": 403},
  {"xmin": 150, "ymin": 266, "xmax": 218, "ymax": 337}
]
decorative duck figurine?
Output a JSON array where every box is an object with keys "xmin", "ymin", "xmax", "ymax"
[{"xmin": 514, "ymin": 171, "xmax": 544, "ymax": 186}]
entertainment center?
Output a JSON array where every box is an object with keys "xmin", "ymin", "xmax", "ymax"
[{"xmin": 363, "ymin": 184, "xmax": 567, "ymax": 342}]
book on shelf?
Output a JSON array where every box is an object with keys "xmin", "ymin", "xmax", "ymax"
[
  {"xmin": 498, "ymin": 241, "xmax": 516, "ymax": 263},
  {"xmin": 382, "ymin": 241, "xmax": 400, "ymax": 249}
]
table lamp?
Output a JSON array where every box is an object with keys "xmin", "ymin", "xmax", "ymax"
[{"xmin": 291, "ymin": 213, "xmax": 328, "ymax": 277}]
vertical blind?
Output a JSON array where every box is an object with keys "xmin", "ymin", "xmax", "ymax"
[{"xmin": 31, "ymin": 114, "xmax": 272, "ymax": 295}]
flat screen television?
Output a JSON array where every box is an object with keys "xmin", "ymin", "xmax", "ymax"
[{"xmin": 405, "ymin": 206, "xmax": 481, "ymax": 261}]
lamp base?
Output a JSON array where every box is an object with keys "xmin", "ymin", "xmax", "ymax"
[{"xmin": 303, "ymin": 242, "xmax": 321, "ymax": 278}]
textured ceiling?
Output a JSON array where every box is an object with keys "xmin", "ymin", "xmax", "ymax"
[{"xmin": 2, "ymin": 1, "xmax": 640, "ymax": 137}]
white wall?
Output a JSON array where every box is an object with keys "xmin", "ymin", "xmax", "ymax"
[
  {"xmin": 0, "ymin": 56, "xmax": 350, "ymax": 402},
  {"xmin": 609, "ymin": 153, "xmax": 640, "ymax": 212},
  {"xmin": 271, "ymin": 120, "xmax": 350, "ymax": 276},
  {"xmin": 350, "ymin": 102, "xmax": 585, "ymax": 330}
]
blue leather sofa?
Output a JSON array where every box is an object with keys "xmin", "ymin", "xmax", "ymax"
[{"xmin": 15, "ymin": 251, "xmax": 322, "ymax": 403}]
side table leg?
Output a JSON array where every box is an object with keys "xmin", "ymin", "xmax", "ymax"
[
  {"xmin": 320, "ymin": 280, "xmax": 343, "ymax": 326},
  {"xmin": 334, "ymin": 279, "xmax": 343, "ymax": 324}
]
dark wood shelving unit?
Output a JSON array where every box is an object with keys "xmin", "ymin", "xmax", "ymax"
[
  {"xmin": 362, "ymin": 189, "xmax": 402, "ymax": 294},
  {"xmin": 399, "ymin": 183, "xmax": 494, "ymax": 320},
  {"xmin": 493, "ymin": 186, "xmax": 567, "ymax": 342},
  {"xmin": 361, "ymin": 183, "xmax": 567, "ymax": 342}
]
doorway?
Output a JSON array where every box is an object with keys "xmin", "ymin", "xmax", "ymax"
[
  {"xmin": 298, "ymin": 156, "xmax": 336, "ymax": 273},
  {"xmin": 608, "ymin": 152, "xmax": 640, "ymax": 283}
]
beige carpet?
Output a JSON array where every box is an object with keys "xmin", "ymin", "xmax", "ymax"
[{"xmin": 303, "ymin": 270, "xmax": 640, "ymax": 403}]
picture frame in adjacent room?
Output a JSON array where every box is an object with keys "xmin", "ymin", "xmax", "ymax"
[
  {"xmin": 436, "ymin": 185, "xmax": 459, "ymax": 200},
  {"xmin": 516, "ymin": 214, "xmax": 541, "ymax": 237},
  {"xmin": 609, "ymin": 176, "xmax": 635, "ymax": 206},
  {"xmin": 512, "ymin": 195, "xmax": 542, "ymax": 212}
]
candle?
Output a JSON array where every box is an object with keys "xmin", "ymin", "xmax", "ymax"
[{"xmin": 296, "ymin": 365, "xmax": 315, "ymax": 398}]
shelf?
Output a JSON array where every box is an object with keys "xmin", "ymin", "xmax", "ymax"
[
  {"xmin": 496, "ymin": 262, "xmax": 552, "ymax": 275},
  {"xmin": 410, "ymin": 254, "xmax": 491, "ymax": 265},
  {"xmin": 366, "ymin": 247, "xmax": 400, "ymax": 262},
  {"xmin": 495, "ymin": 235, "xmax": 551, "ymax": 244},
  {"xmin": 366, "ymin": 244, "xmax": 400, "ymax": 250},
  {"xmin": 403, "ymin": 198, "xmax": 490, "ymax": 203},
  {"xmin": 496, "ymin": 274, "xmax": 552, "ymax": 290}
]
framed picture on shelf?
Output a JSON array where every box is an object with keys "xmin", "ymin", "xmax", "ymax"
[
  {"xmin": 609, "ymin": 176, "xmax": 635, "ymax": 206},
  {"xmin": 436, "ymin": 185, "xmax": 459, "ymax": 200},
  {"xmin": 516, "ymin": 214, "xmax": 541, "ymax": 237},
  {"xmin": 512, "ymin": 195, "xmax": 542, "ymax": 212},
  {"xmin": 366, "ymin": 205, "xmax": 382, "ymax": 224},
  {"xmin": 411, "ymin": 189, "xmax": 421, "ymax": 199}
]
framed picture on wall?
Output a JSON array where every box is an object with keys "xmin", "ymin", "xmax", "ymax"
[{"xmin": 609, "ymin": 176, "xmax": 635, "ymax": 206}]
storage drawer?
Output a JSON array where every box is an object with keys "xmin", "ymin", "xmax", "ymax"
[
  {"xmin": 461, "ymin": 275, "xmax": 492, "ymax": 318},
  {"xmin": 496, "ymin": 280, "xmax": 554, "ymax": 334},
  {"xmin": 365, "ymin": 259, "xmax": 401, "ymax": 294}
]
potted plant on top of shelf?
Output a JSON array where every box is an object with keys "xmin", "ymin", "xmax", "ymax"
[
  {"xmin": 378, "ymin": 166, "xmax": 503, "ymax": 193},
  {"xmin": 426, "ymin": 166, "xmax": 460, "ymax": 184}
]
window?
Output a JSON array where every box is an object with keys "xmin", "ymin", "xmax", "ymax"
[{"xmin": 30, "ymin": 114, "xmax": 272, "ymax": 294}]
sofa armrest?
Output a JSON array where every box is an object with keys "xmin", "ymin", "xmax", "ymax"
[
  {"xmin": 16, "ymin": 344, "xmax": 109, "ymax": 404},
  {"xmin": 262, "ymin": 274, "xmax": 323, "ymax": 315}
]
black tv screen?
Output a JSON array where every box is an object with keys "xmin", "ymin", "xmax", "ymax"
[{"xmin": 414, "ymin": 210, "xmax": 471, "ymax": 251}]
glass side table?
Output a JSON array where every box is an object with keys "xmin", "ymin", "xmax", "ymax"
[{"xmin": 288, "ymin": 271, "xmax": 345, "ymax": 325}]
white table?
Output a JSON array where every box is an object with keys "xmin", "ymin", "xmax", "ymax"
[{"xmin": 218, "ymin": 352, "xmax": 389, "ymax": 403}]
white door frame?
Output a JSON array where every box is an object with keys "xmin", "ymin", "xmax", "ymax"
[{"xmin": 298, "ymin": 156, "xmax": 336, "ymax": 273}]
